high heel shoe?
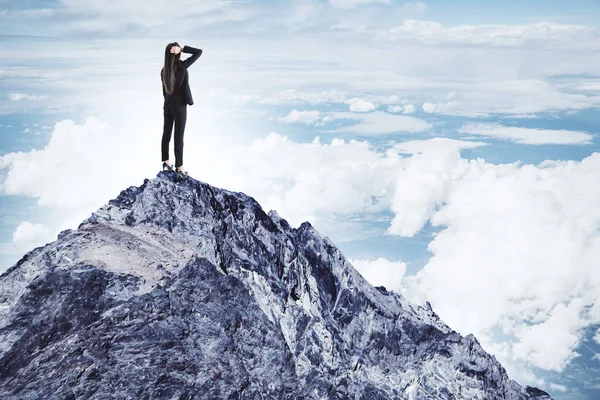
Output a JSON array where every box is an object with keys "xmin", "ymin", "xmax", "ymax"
[
  {"xmin": 175, "ymin": 167, "xmax": 188, "ymax": 181},
  {"xmin": 162, "ymin": 162, "xmax": 174, "ymax": 171}
]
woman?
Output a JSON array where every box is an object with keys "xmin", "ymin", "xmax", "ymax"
[{"xmin": 161, "ymin": 42, "xmax": 203, "ymax": 180}]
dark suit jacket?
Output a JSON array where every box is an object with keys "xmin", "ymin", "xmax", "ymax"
[{"xmin": 161, "ymin": 45, "xmax": 203, "ymax": 109}]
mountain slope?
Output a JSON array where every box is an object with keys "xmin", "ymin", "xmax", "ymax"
[{"xmin": 0, "ymin": 172, "xmax": 552, "ymax": 399}]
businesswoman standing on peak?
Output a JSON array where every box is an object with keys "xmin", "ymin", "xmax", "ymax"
[{"xmin": 161, "ymin": 42, "xmax": 203, "ymax": 181}]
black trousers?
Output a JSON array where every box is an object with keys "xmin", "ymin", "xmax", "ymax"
[{"xmin": 162, "ymin": 104, "xmax": 187, "ymax": 168}]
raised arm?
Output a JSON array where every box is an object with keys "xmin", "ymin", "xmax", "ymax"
[{"xmin": 180, "ymin": 45, "xmax": 203, "ymax": 69}]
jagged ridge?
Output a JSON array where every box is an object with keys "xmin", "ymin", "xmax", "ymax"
[{"xmin": 0, "ymin": 171, "xmax": 552, "ymax": 399}]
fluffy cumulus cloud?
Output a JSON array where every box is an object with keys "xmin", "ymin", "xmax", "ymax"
[
  {"xmin": 402, "ymin": 104, "xmax": 416, "ymax": 114},
  {"xmin": 221, "ymin": 132, "xmax": 402, "ymax": 225},
  {"xmin": 459, "ymin": 123, "xmax": 594, "ymax": 145},
  {"xmin": 0, "ymin": 116, "xmax": 475, "ymax": 241},
  {"xmin": 0, "ymin": 221, "xmax": 56, "ymax": 264},
  {"xmin": 11, "ymin": 221, "xmax": 51, "ymax": 244},
  {"xmin": 0, "ymin": 117, "xmax": 156, "ymax": 210},
  {"xmin": 512, "ymin": 299, "xmax": 587, "ymax": 371},
  {"xmin": 422, "ymin": 102, "xmax": 437, "ymax": 113},
  {"xmin": 347, "ymin": 98, "xmax": 379, "ymax": 112},
  {"xmin": 219, "ymin": 136, "xmax": 488, "ymax": 227},
  {"xmin": 388, "ymin": 145, "xmax": 460, "ymax": 237},
  {"xmin": 0, "ymin": 114, "xmax": 399, "ymax": 236},
  {"xmin": 595, "ymin": 328, "xmax": 600, "ymax": 345},
  {"xmin": 389, "ymin": 150, "xmax": 600, "ymax": 377},
  {"xmin": 388, "ymin": 105, "xmax": 403, "ymax": 113},
  {"xmin": 422, "ymin": 101, "xmax": 462, "ymax": 115},
  {"xmin": 350, "ymin": 257, "xmax": 406, "ymax": 289},
  {"xmin": 279, "ymin": 109, "xmax": 323, "ymax": 125}
]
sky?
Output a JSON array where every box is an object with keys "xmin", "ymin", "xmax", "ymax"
[{"xmin": 1, "ymin": 0, "xmax": 600, "ymax": 398}]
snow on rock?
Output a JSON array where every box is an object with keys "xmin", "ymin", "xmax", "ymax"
[{"xmin": 0, "ymin": 171, "xmax": 552, "ymax": 399}]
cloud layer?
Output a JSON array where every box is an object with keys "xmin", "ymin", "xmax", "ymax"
[
  {"xmin": 459, "ymin": 123, "xmax": 594, "ymax": 145},
  {"xmin": 377, "ymin": 20, "xmax": 600, "ymax": 49},
  {"xmin": 394, "ymin": 151, "xmax": 600, "ymax": 376},
  {"xmin": 350, "ymin": 257, "xmax": 406, "ymax": 289}
]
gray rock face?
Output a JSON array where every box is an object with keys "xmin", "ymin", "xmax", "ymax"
[{"xmin": 0, "ymin": 172, "xmax": 552, "ymax": 399}]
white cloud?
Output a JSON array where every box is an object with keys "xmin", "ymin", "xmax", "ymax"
[
  {"xmin": 512, "ymin": 300, "xmax": 585, "ymax": 371},
  {"xmin": 388, "ymin": 145, "xmax": 460, "ymax": 237},
  {"xmin": 261, "ymin": 91, "xmax": 409, "ymax": 109},
  {"xmin": 422, "ymin": 101, "xmax": 461, "ymax": 114},
  {"xmin": 388, "ymin": 105, "xmax": 403, "ymax": 113},
  {"xmin": 576, "ymin": 82, "xmax": 600, "ymax": 91},
  {"xmin": 377, "ymin": 20, "xmax": 600, "ymax": 49},
  {"xmin": 347, "ymin": 98, "xmax": 379, "ymax": 112},
  {"xmin": 9, "ymin": 93, "xmax": 47, "ymax": 101},
  {"xmin": 11, "ymin": 221, "xmax": 51, "ymax": 244},
  {"xmin": 374, "ymin": 95, "xmax": 402, "ymax": 104},
  {"xmin": 0, "ymin": 119, "xmax": 418, "ymax": 244},
  {"xmin": 5, "ymin": 23, "xmax": 600, "ymax": 120},
  {"xmin": 402, "ymin": 104, "xmax": 416, "ymax": 114},
  {"xmin": 217, "ymin": 132, "xmax": 402, "ymax": 226},
  {"xmin": 350, "ymin": 257, "xmax": 406, "ymax": 289},
  {"xmin": 328, "ymin": 0, "xmax": 393, "ymax": 10},
  {"xmin": 326, "ymin": 111, "xmax": 431, "ymax": 134},
  {"xmin": 0, "ymin": 221, "xmax": 56, "ymax": 261},
  {"xmin": 502, "ymin": 114, "xmax": 541, "ymax": 119},
  {"xmin": 394, "ymin": 150, "xmax": 600, "ymax": 375},
  {"xmin": 594, "ymin": 328, "xmax": 600, "ymax": 344},
  {"xmin": 13, "ymin": 8, "xmax": 57, "ymax": 18},
  {"xmin": 0, "ymin": 117, "xmax": 153, "ymax": 210},
  {"xmin": 5, "ymin": 3, "xmax": 600, "ymax": 122},
  {"xmin": 260, "ymin": 89, "xmax": 349, "ymax": 106},
  {"xmin": 459, "ymin": 123, "xmax": 594, "ymax": 145},
  {"xmin": 279, "ymin": 109, "xmax": 322, "ymax": 125},
  {"xmin": 422, "ymin": 102, "xmax": 437, "ymax": 113},
  {"xmin": 549, "ymin": 383, "xmax": 567, "ymax": 393},
  {"xmin": 393, "ymin": 137, "xmax": 487, "ymax": 155},
  {"xmin": 57, "ymin": 0, "xmax": 252, "ymax": 30}
]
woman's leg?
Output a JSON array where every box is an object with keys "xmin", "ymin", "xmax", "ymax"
[
  {"xmin": 162, "ymin": 107, "xmax": 175, "ymax": 162},
  {"xmin": 173, "ymin": 105, "xmax": 187, "ymax": 169}
]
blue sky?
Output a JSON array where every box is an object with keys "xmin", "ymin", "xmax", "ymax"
[
  {"xmin": 424, "ymin": 0, "xmax": 600, "ymax": 24},
  {"xmin": 2, "ymin": 0, "xmax": 600, "ymax": 398}
]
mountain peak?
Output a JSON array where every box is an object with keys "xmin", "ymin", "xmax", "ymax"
[{"xmin": 0, "ymin": 171, "xmax": 552, "ymax": 399}]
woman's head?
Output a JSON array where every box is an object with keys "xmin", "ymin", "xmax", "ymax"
[
  {"xmin": 164, "ymin": 42, "xmax": 181, "ymax": 63},
  {"xmin": 162, "ymin": 42, "xmax": 181, "ymax": 95}
]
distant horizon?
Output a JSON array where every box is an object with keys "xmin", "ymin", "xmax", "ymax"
[{"xmin": 1, "ymin": 0, "xmax": 600, "ymax": 398}]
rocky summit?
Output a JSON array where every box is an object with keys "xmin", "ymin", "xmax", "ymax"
[{"xmin": 0, "ymin": 171, "xmax": 552, "ymax": 399}]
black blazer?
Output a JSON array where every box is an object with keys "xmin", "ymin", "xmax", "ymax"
[{"xmin": 161, "ymin": 45, "xmax": 203, "ymax": 109}]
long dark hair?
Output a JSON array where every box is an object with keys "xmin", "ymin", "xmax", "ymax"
[{"xmin": 162, "ymin": 42, "xmax": 181, "ymax": 95}]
